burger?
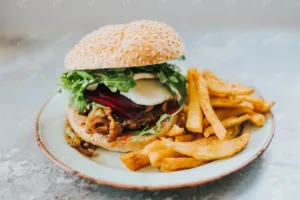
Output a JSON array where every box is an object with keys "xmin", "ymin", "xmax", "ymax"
[{"xmin": 61, "ymin": 20, "xmax": 186, "ymax": 152}]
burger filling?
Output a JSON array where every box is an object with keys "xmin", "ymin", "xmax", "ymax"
[{"xmin": 60, "ymin": 62, "xmax": 186, "ymax": 141}]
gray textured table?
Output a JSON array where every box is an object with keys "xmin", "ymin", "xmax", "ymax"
[
  {"xmin": 1, "ymin": 29, "xmax": 300, "ymax": 200},
  {"xmin": 2, "ymin": 1, "xmax": 300, "ymax": 198}
]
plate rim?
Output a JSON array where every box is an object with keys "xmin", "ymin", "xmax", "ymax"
[{"xmin": 35, "ymin": 98, "xmax": 275, "ymax": 191}]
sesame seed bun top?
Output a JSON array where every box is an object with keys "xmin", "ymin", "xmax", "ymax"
[{"xmin": 64, "ymin": 20, "xmax": 185, "ymax": 70}]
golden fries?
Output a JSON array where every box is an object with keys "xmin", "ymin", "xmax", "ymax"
[
  {"xmin": 141, "ymin": 140, "xmax": 166, "ymax": 156},
  {"xmin": 254, "ymin": 100, "xmax": 275, "ymax": 113},
  {"xmin": 120, "ymin": 68, "xmax": 274, "ymax": 173},
  {"xmin": 193, "ymin": 70, "xmax": 227, "ymax": 140},
  {"xmin": 193, "ymin": 135, "xmax": 219, "ymax": 146},
  {"xmin": 157, "ymin": 115, "xmax": 179, "ymax": 137},
  {"xmin": 203, "ymin": 70, "xmax": 254, "ymax": 96},
  {"xmin": 175, "ymin": 134, "xmax": 195, "ymax": 142},
  {"xmin": 229, "ymin": 94, "xmax": 274, "ymax": 114},
  {"xmin": 229, "ymin": 95, "xmax": 264, "ymax": 105},
  {"xmin": 249, "ymin": 112, "xmax": 266, "ymax": 127},
  {"xmin": 120, "ymin": 150, "xmax": 150, "ymax": 171},
  {"xmin": 204, "ymin": 114, "xmax": 250, "ymax": 137},
  {"xmin": 203, "ymin": 108, "xmax": 251, "ymax": 127},
  {"xmin": 160, "ymin": 137, "xmax": 174, "ymax": 141},
  {"xmin": 229, "ymin": 84, "xmax": 254, "ymax": 96},
  {"xmin": 210, "ymin": 98, "xmax": 254, "ymax": 110},
  {"xmin": 225, "ymin": 125, "xmax": 241, "ymax": 140},
  {"xmin": 163, "ymin": 132, "xmax": 251, "ymax": 160},
  {"xmin": 203, "ymin": 70, "xmax": 225, "ymax": 84},
  {"xmin": 186, "ymin": 69, "xmax": 203, "ymax": 133},
  {"xmin": 166, "ymin": 124, "xmax": 185, "ymax": 137},
  {"xmin": 149, "ymin": 149, "xmax": 180, "ymax": 168},
  {"xmin": 214, "ymin": 108, "xmax": 252, "ymax": 119},
  {"xmin": 160, "ymin": 158, "xmax": 207, "ymax": 172}
]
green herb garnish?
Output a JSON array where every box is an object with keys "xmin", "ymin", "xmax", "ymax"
[
  {"xmin": 133, "ymin": 104, "xmax": 184, "ymax": 138},
  {"xmin": 175, "ymin": 55, "xmax": 186, "ymax": 60}
]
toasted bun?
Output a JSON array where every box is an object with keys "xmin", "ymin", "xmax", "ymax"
[
  {"xmin": 64, "ymin": 20, "xmax": 184, "ymax": 70},
  {"xmin": 67, "ymin": 107, "xmax": 178, "ymax": 152}
]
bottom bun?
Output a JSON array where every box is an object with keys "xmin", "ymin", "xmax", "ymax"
[{"xmin": 67, "ymin": 107, "xmax": 178, "ymax": 152}]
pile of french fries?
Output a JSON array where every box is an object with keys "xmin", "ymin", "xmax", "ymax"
[{"xmin": 120, "ymin": 69, "xmax": 275, "ymax": 172}]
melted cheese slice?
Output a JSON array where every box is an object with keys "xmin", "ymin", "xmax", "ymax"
[{"xmin": 121, "ymin": 78, "xmax": 172, "ymax": 106}]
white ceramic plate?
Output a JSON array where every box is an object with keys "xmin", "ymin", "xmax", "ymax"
[{"xmin": 36, "ymin": 92, "xmax": 274, "ymax": 190}]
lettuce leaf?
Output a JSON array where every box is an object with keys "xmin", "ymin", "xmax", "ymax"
[{"xmin": 60, "ymin": 68, "xmax": 136, "ymax": 113}]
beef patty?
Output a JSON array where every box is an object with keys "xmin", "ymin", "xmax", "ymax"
[{"xmin": 118, "ymin": 106, "xmax": 163, "ymax": 130}]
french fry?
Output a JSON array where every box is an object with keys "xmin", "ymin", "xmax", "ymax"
[
  {"xmin": 141, "ymin": 140, "xmax": 166, "ymax": 156},
  {"xmin": 254, "ymin": 101, "xmax": 275, "ymax": 113},
  {"xmin": 120, "ymin": 150, "xmax": 150, "ymax": 171},
  {"xmin": 215, "ymin": 108, "xmax": 252, "ymax": 118},
  {"xmin": 203, "ymin": 70, "xmax": 225, "ymax": 84},
  {"xmin": 193, "ymin": 70, "xmax": 226, "ymax": 140},
  {"xmin": 160, "ymin": 158, "xmax": 207, "ymax": 172},
  {"xmin": 225, "ymin": 125, "xmax": 241, "ymax": 140},
  {"xmin": 210, "ymin": 98, "xmax": 254, "ymax": 110},
  {"xmin": 203, "ymin": 70, "xmax": 254, "ymax": 96},
  {"xmin": 229, "ymin": 95, "xmax": 264, "ymax": 107},
  {"xmin": 249, "ymin": 112, "xmax": 266, "ymax": 127},
  {"xmin": 228, "ymin": 95, "xmax": 243, "ymax": 104},
  {"xmin": 204, "ymin": 114, "xmax": 250, "ymax": 137},
  {"xmin": 163, "ymin": 132, "xmax": 251, "ymax": 160},
  {"xmin": 186, "ymin": 69, "xmax": 203, "ymax": 133},
  {"xmin": 166, "ymin": 124, "xmax": 185, "ymax": 137},
  {"xmin": 236, "ymin": 101, "xmax": 254, "ymax": 110},
  {"xmin": 229, "ymin": 84, "xmax": 254, "ymax": 96},
  {"xmin": 157, "ymin": 115, "xmax": 179, "ymax": 137},
  {"xmin": 175, "ymin": 134, "xmax": 195, "ymax": 142},
  {"xmin": 159, "ymin": 137, "xmax": 174, "ymax": 141},
  {"xmin": 148, "ymin": 149, "xmax": 180, "ymax": 168},
  {"xmin": 205, "ymin": 79, "xmax": 229, "ymax": 97},
  {"xmin": 229, "ymin": 94, "xmax": 274, "ymax": 113},
  {"xmin": 193, "ymin": 135, "xmax": 219, "ymax": 146},
  {"xmin": 209, "ymin": 93, "xmax": 222, "ymax": 98},
  {"xmin": 194, "ymin": 127, "xmax": 242, "ymax": 142},
  {"xmin": 203, "ymin": 108, "xmax": 252, "ymax": 127}
]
